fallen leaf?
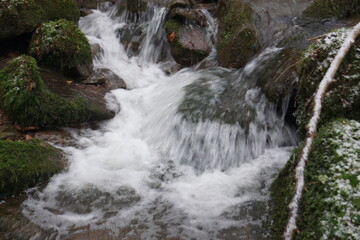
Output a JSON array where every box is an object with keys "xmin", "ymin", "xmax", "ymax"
[{"xmin": 168, "ymin": 32, "xmax": 176, "ymax": 42}]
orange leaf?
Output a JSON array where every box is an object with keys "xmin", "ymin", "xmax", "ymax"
[{"xmin": 168, "ymin": 32, "xmax": 176, "ymax": 42}]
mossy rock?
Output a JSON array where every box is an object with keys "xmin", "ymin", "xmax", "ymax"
[
  {"xmin": 216, "ymin": 0, "xmax": 260, "ymax": 68},
  {"xmin": 0, "ymin": 55, "xmax": 112, "ymax": 128},
  {"xmin": 0, "ymin": 139, "xmax": 64, "ymax": 199},
  {"xmin": 268, "ymin": 146, "xmax": 301, "ymax": 240},
  {"xmin": 269, "ymin": 119, "xmax": 360, "ymax": 239},
  {"xmin": 296, "ymin": 119, "xmax": 360, "ymax": 240},
  {"xmin": 29, "ymin": 19, "xmax": 92, "ymax": 71},
  {"xmin": 0, "ymin": 0, "xmax": 80, "ymax": 40},
  {"xmin": 304, "ymin": 0, "xmax": 360, "ymax": 19},
  {"xmin": 296, "ymin": 28, "xmax": 360, "ymax": 134}
]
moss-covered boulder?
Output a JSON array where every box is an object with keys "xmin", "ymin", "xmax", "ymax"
[
  {"xmin": 0, "ymin": 55, "xmax": 112, "ymax": 128},
  {"xmin": 270, "ymin": 119, "xmax": 360, "ymax": 239},
  {"xmin": 0, "ymin": 0, "xmax": 80, "ymax": 40},
  {"xmin": 0, "ymin": 139, "xmax": 64, "ymax": 199},
  {"xmin": 216, "ymin": 0, "xmax": 260, "ymax": 68},
  {"xmin": 304, "ymin": 0, "xmax": 360, "ymax": 19},
  {"xmin": 165, "ymin": 18, "xmax": 211, "ymax": 66},
  {"xmin": 296, "ymin": 28, "xmax": 360, "ymax": 134},
  {"xmin": 29, "ymin": 19, "xmax": 92, "ymax": 75}
]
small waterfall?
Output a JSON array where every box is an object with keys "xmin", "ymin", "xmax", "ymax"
[{"xmin": 17, "ymin": 2, "xmax": 297, "ymax": 239}]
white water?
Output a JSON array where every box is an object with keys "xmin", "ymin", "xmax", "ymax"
[{"xmin": 22, "ymin": 5, "xmax": 296, "ymax": 239}]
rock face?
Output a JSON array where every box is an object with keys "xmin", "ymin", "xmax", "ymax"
[
  {"xmin": 84, "ymin": 68, "xmax": 127, "ymax": 90},
  {"xmin": 216, "ymin": 0, "xmax": 260, "ymax": 68},
  {"xmin": 0, "ymin": 138, "xmax": 64, "ymax": 199},
  {"xmin": 0, "ymin": 0, "xmax": 80, "ymax": 40},
  {"xmin": 304, "ymin": 0, "xmax": 360, "ymax": 19},
  {"xmin": 29, "ymin": 19, "xmax": 92, "ymax": 76},
  {"xmin": 296, "ymin": 28, "xmax": 360, "ymax": 134},
  {"xmin": 0, "ymin": 56, "xmax": 114, "ymax": 128}
]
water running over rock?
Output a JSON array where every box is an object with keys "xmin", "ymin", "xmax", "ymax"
[{"xmin": 2, "ymin": 2, "xmax": 302, "ymax": 239}]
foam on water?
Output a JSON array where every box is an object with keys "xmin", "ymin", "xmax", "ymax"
[{"xmin": 22, "ymin": 5, "xmax": 296, "ymax": 239}]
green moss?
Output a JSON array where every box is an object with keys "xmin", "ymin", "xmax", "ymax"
[
  {"xmin": 0, "ymin": 55, "xmax": 110, "ymax": 128},
  {"xmin": 297, "ymin": 119, "xmax": 360, "ymax": 239},
  {"xmin": 0, "ymin": 139, "xmax": 63, "ymax": 199},
  {"xmin": 269, "ymin": 119, "xmax": 360, "ymax": 239},
  {"xmin": 29, "ymin": 19, "xmax": 92, "ymax": 71},
  {"xmin": 216, "ymin": 0, "xmax": 259, "ymax": 68},
  {"xmin": 0, "ymin": 0, "xmax": 80, "ymax": 39},
  {"xmin": 296, "ymin": 28, "xmax": 360, "ymax": 134},
  {"xmin": 304, "ymin": 0, "xmax": 360, "ymax": 19},
  {"xmin": 268, "ymin": 146, "xmax": 301, "ymax": 239}
]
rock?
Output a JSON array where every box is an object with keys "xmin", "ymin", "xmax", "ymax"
[
  {"xmin": 269, "ymin": 119, "xmax": 360, "ymax": 239},
  {"xmin": 0, "ymin": 56, "xmax": 114, "ymax": 128},
  {"xmin": 85, "ymin": 68, "xmax": 127, "ymax": 90},
  {"xmin": 0, "ymin": 0, "xmax": 80, "ymax": 40},
  {"xmin": 91, "ymin": 43, "xmax": 104, "ymax": 59},
  {"xmin": 165, "ymin": 0, "xmax": 191, "ymax": 9},
  {"xmin": 295, "ymin": 28, "xmax": 360, "ymax": 134},
  {"xmin": 165, "ymin": 19, "xmax": 211, "ymax": 66},
  {"xmin": 304, "ymin": 0, "xmax": 360, "ymax": 19},
  {"xmin": 99, "ymin": 1, "xmax": 114, "ymax": 12},
  {"xmin": 29, "ymin": 19, "xmax": 92, "ymax": 75},
  {"xmin": 216, "ymin": 0, "xmax": 260, "ymax": 68},
  {"xmin": 169, "ymin": 8, "xmax": 208, "ymax": 27},
  {"xmin": 0, "ymin": 139, "xmax": 64, "ymax": 199},
  {"xmin": 116, "ymin": 23, "xmax": 145, "ymax": 56},
  {"xmin": 76, "ymin": 62, "xmax": 94, "ymax": 80}
]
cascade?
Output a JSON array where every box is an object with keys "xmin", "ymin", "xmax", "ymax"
[{"xmin": 7, "ymin": 2, "xmax": 301, "ymax": 239}]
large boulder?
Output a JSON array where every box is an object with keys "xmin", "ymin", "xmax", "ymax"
[
  {"xmin": 0, "ymin": 0, "xmax": 80, "ymax": 40},
  {"xmin": 0, "ymin": 139, "xmax": 64, "ymax": 199},
  {"xmin": 216, "ymin": 0, "xmax": 260, "ymax": 68},
  {"xmin": 295, "ymin": 28, "xmax": 360, "ymax": 134},
  {"xmin": 165, "ymin": 18, "xmax": 211, "ymax": 66},
  {"xmin": 29, "ymin": 19, "xmax": 93, "ymax": 78},
  {"xmin": 269, "ymin": 119, "xmax": 360, "ymax": 240},
  {"xmin": 304, "ymin": 0, "xmax": 360, "ymax": 19},
  {"xmin": 0, "ymin": 56, "xmax": 113, "ymax": 128}
]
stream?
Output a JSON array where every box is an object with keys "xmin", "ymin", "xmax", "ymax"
[{"xmin": 0, "ymin": 1, "xmax": 350, "ymax": 239}]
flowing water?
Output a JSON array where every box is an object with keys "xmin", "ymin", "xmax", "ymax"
[{"xmin": 1, "ymin": 2, "xmax": 325, "ymax": 239}]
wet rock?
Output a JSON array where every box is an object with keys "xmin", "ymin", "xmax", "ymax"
[
  {"xmin": 91, "ymin": 43, "xmax": 104, "ymax": 59},
  {"xmin": 75, "ymin": 62, "xmax": 94, "ymax": 80},
  {"xmin": 99, "ymin": 1, "xmax": 114, "ymax": 12},
  {"xmin": 216, "ymin": 0, "xmax": 260, "ymax": 68},
  {"xmin": 165, "ymin": 19, "xmax": 211, "ymax": 66},
  {"xmin": 40, "ymin": 67, "xmax": 116, "ymax": 122},
  {"xmin": 114, "ymin": 0, "xmax": 148, "ymax": 13},
  {"xmin": 169, "ymin": 8, "xmax": 208, "ymax": 27},
  {"xmin": 304, "ymin": 0, "xmax": 360, "ymax": 19},
  {"xmin": 84, "ymin": 68, "xmax": 127, "ymax": 90},
  {"xmin": 165, "ymin": 0, "xmax": 191, "ymax": 9},
  {"xmin": 116, "ymin": 23, "xmax": 145, "ymax": 56},
  {"xmin": 0, "ymin": 0, "xmax": 80, "ymax": 40}
]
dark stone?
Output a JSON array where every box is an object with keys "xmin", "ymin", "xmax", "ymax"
[
  {"xmin": 165, "ymin": 19, "xmax": 211, "ymax": 66},
  {"xmin": 85, "ymin": 68, "xmax": 127, "ymax": 90}
]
